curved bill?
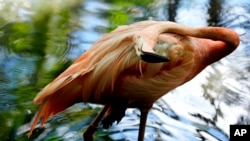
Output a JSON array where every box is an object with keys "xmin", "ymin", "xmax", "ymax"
[
  {"xmin": 134, "ymin": 34, "xmax": 170, "ymax": 63},
  {"xmin": 141, "ymin": 51, "xmax": 170, "ymax": 63}
]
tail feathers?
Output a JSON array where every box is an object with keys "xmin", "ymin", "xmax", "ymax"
[
  {"xmin": 28, "ymin": 87, "xmax": 82, "ymax": 137},
  {"xmin": 28, "ymin": 99, "xmax": 52, "ymax": 137}
]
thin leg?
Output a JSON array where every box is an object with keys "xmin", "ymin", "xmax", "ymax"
[
  {"xmin": 83, "ymin": 105, "xmax": 109, "ymax": 141},
  {"xmin": 138, "ymin": 108, "xmax": 150, "ymax": 141}
]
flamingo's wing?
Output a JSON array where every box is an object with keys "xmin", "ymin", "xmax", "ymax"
[
  {"xmin": 28, "ymin": 21, "xmax": 158, "ymax": 136},
  {"xmin": 32, "ymin": 21, "xmax": 159, "ymax": 104}
]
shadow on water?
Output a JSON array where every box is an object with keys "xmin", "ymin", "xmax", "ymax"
[{"xmin": 0, "ymin": 0, "xmax": 250, "ymax": 141}]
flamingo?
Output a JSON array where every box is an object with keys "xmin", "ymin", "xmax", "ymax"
[{"xmin": 28, "ymin": 20, "xmax": 239, "ymax": 141}]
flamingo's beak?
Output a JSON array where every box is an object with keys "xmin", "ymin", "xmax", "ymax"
[
  {"xmin": 134, "ymin": 35, "xmax": 170, "ymax": 63},
  {"xmin": 140, "ymin": 51, "xmax": 170, "ymax": 63}
]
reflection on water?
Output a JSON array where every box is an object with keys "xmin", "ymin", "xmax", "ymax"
[{"xmin": 0, "ymin": 0, "xmax": 250, "ymax": 141}]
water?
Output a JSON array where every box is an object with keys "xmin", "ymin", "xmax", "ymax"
[{"xmin": 0, "ymin": 0, "xmax": 249, "ymax": 141}]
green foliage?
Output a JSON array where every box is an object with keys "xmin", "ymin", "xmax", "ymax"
[
  {"xmin": 0, "ymin": 0, "xmax": 83, "ymax": 140},
  {"xmin": 106, "ymin": 0, "xmax": 153, "ymax": 30}
]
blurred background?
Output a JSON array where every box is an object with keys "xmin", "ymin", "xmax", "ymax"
[{"xmin": 0, "ymin": 0, "xmax": 250, "ymax": 140}]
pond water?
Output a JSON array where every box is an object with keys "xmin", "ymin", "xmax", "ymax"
[{"xmin": 0, "ymin": 0, "xmax": 250, "ymax": 141}]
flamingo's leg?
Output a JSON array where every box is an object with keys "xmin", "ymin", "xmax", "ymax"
[
  {"xmin": 83, "ymin": 105, "xmax": 109, "ymax": 141},
  {"xmin": 138, "ymin": 107, "xmax": 151, "ymax": 141}
]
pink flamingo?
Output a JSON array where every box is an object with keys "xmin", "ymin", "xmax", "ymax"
[{"xmin": 28, "ymin": 21, "xmax": 239, "ymax": 141}]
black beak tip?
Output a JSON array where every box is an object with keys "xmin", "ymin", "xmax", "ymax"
[{"xmin": 141, "ymin": 52, "xmax": 170, "ymax": 63}]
